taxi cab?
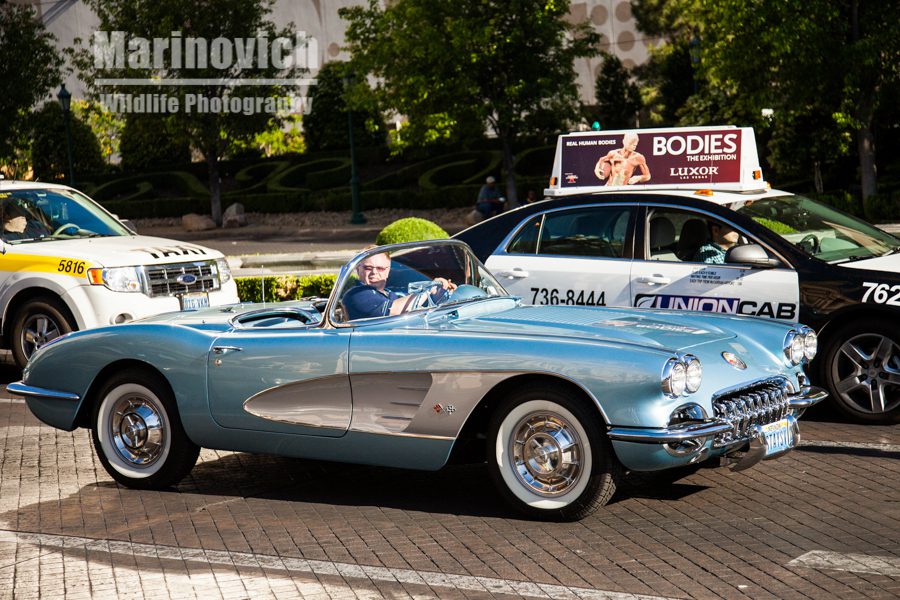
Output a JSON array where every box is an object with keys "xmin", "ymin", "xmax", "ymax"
[
  {"xmin": 456, "ymin": 126, "xmax": 900, "ymax": 424},
  {"xmin": 0, "ymin": 180, "xmax": 238, "ymax": 368}
]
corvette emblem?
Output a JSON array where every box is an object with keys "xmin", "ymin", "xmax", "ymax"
[
  {"xmin": 722, "ymin": 352, "xmax": 747, "ymax": 370},
  {"xmin": 433, "ymin": 404, "xmax": 456, "ymax": 415}
]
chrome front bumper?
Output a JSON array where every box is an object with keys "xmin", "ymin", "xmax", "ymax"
[
  {"xmin": 6, "ymin": 381, "xmax": 80, "ymax": 402},
  {"xmin": 607, "ymin": 385, "xmax": 828, "ymax": 445}
]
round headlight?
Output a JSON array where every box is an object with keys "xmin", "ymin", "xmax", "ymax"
[
  {"xmin": 670, "ymin": 362, "xmax": 687, "ymax": 396},
  {"xmin": 684, "ymin": 356, "xmax": 702, "ymax": 393},
  {"xmin": 790, "ymin": 334, "xmax": 805, "ymax": 364},
  {"xmin": 803, "ymin": 329, "xmax": 818, "ymax": 360}
]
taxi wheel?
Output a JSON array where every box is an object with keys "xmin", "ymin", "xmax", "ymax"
[
  {"xmin": 487, "ymin": 384, "xmax": 620, "ymax": 521},
  {"xmin": 10, "ymin": 296, "xmax": 76, "ymax": 369},
  {"xmin": 91, "ymin": 369, "xmax": 200, "ymax": 489},
  {"xmin": 820, "ymin": 319, "xmax": 900, "ymax": 424}
]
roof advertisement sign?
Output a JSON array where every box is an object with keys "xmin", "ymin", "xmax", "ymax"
[{"xmin": 558, "ymin": 128, "xmax": 745, "ymax": 189}]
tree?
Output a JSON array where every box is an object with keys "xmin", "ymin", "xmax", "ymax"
[
  {"xmin": 74, "ymin": 0, "xmax": 306, "ymax": 224},
  {"xmin": 120, "ymin": 113, "xmax": 192, "ymax": 171},
  {"xmin": 30, "ymin": 103, "xmax": 105, "ymax": 181},
  {"xmin": 640, "ymin": 0, "xmax": 900, "ymax": 201},
  {"xmin": 593, "ymin": 52, "xmax": 642, "ymax": 130},
  {"xmin": 0, "ymin": 3, "xmax": 63, "ymax": 174},
  {"xmin": 303, "ymin": 61, "xmax": 386, "ymax": 152},
  {"xmin": 341, "ymin": 0, "xmax": 599, "ymax": 205}
]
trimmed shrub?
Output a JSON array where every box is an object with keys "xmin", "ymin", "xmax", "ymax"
[
  {"xmin": 236, "ymin": 273, "xmax": 337, "ymax": 303},
  {"xmin": 31, "ymin": 102, "xmax": 105, "ymax": 181},
  {"xmin": 864, "ymin": 191, "xmax": 899, "ymax": 223},
  {"xmin": 375, "ymin": 218, "xmax": 449, "ymax": 245}
]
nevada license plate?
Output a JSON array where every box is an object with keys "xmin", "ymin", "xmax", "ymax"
[
  {"xmin": 180, "ymin": 292, "xmax": 209, "ymax": 311},
  {"xmin": 761, "ymin": 418, "xmax": 792, "ymax": 456}
]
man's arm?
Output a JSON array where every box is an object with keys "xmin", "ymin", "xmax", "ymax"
[
  {"xmin": 628, "ymin": 155, "xmax": 651, "ymax": 184},
  {"xmin": 594, "ymin": 151, "xmax": 614, "ymax": 180}
]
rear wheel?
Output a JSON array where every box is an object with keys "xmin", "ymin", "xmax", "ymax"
[
  {"xmin": 10, "ymin": 296, "xmax": 75, "ymax": 368},
  {"xmin": 487, "ymin": 384, "xmax": 620, "ymax": 521},
  {"xmin": 820, "ymin": 319, "xmax": 900, "ymax": 424},
  {"xmin": 91, "ymin": 369, "xmax": 199, "ymax": 489}
]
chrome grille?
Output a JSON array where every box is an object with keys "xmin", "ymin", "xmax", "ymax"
[
  {"xmin": 144, "ymin": 261, "xmax": 219, "ymax": 297},
  {"xmin": 711, "ymin": 377, "xmax": 792, "ymax": 447}
]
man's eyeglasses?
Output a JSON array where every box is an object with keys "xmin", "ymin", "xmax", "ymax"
[{"xmin": 360, "ymin": 265, "xmax": 389, "ymax": 273}]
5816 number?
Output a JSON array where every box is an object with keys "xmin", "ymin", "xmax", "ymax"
[{"xmin": 57, "ymin": 259, "xmax": 86, "ymax": 275}]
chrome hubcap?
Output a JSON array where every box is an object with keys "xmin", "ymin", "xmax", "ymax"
[
  {"xmin": 21, "ymin": 314, "xmax": 61, "ymax": 357},
  {"xmin": 511, "ymin": 413, "xmax": 582, "ymax": 496},
  {"xmin": 110, "ymin": 395, "xmax": 165, "ymax": 466},
  {"xmin": 832, "ymin": 333, "xmax": 900, "ymax": 415}
]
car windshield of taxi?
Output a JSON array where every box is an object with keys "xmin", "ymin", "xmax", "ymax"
[
  {"xmin": 736, "ymin": 194, "xmax": 900, "ymax": 263},
  {"xmin": 0, "ymin": 187, "xmax": 131, "ymax": 244}
]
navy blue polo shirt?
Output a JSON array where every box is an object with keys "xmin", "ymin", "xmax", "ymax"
[{"xmin": 343, "ymin": 284, "xmax": 404, "ymax": 320}]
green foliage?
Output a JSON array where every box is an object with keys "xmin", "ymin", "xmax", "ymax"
[
  {"xmin": 236, "ymin": 274, "xmax": 337, "ymax": 303},
  {"xmin": 303, "ymin": 61, "xmax": 386, "ymax": 151},
  {"xmin": 72, "ymin": 100, "xmax": 125, "ymax": 166},
  {"xmin": 30, "ymin": 102, "xmax": 105, "ymax": 181},
  {"xmin": 120, "ymin": 114, "xmax": 192, "ymax": 171},
  {"xmin": 752, "ymin": 217, "xmax": 797, "ymax": 235},
  {"xmin": 375, "ymin": 218, "xmax": 449, "ymax": 245},
  {"xmin": 864, "ymin": 192, "xmax": 899, "ymax": 223},
  {"xmin": 0, "ymin": 4, "xmax": 63, "ymax": 167},
  {"xmin": 341, "ymin": 0, "xmax": 599, "ymax": 199},
  {"xmin": 593, "ymin": 52, "xmax": 642, "ymax": 129},
  {"xmin": 75, "ymin": 0, "xmax": 307, "ymax": 222}
]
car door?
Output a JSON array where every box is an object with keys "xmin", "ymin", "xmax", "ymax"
[
  {"xmin": 484, "ymin": 204, "xmax": 636, "ymax": 307},
  {"xmin": 630, "ymin": 206, "xmax": 800, "ymax": 320},
  {"xmin": 207, "ymin": 310, "xmax": 352, "ymax": 437}
]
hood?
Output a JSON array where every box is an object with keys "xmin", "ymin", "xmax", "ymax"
[
  {"xmin": 6, "ymin": 235, "xmax": 223, "ymax": 267},
  {"xmin": 447, "ymin": 304, "xmax": 736, "ymax": 352},
  {"xmin": 837, "ymin": 253, "xmax": 900, "ymax": 274}
]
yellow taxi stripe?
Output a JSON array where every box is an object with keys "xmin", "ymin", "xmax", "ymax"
[{"xmin": 1, "ymin": 253, "xmax": 93, "ymax": 278}]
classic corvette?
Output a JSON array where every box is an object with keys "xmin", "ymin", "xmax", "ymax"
[{"xmin": 9, "ymin": 240, "xmax": 827, "ymax": 520}]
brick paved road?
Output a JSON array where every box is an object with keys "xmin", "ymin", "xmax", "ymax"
[{"xmin": 1, "ymin": 392, "xmax": 898, "ymax": 600}]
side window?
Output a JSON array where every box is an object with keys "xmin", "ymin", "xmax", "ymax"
[
  {"xmin": 506, "ymin": 215, "xmax": 542, "ymax": 254},
  {"xmin": 647, "ymin": 209, "xmax": 752, "ymax": 264},
  {"xmin": 537, "ymin": 207, "xmax": 631, "ymax": 258}
]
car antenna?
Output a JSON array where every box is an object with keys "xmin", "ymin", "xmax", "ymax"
[{"xmin": 261, "ymin": 268, "xmax": 266, "ymax": 304}]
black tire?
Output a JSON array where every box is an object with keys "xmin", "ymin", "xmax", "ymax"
[
  {"xmin": 91, "ymin": 368, "xmax": 200, "ymax": 489},
  {"xmin": 487, "ymin": 383, "xmax": 620, "ymax": 521},
  {"xmin": 10, "ymin": 295, "xmax": 76, "ymax": 368},
  {"xmin": 819, "ymin": 318, "xmax": 900, "ymax": 424}
]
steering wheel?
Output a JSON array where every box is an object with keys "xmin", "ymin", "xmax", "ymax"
[
  {"xmin": 52, "ymin": 223, "xmax": 79, "ymax": 236},
  {"xmin": 797, "ymin": 233, "xmax": 820, "ymax": 254}
]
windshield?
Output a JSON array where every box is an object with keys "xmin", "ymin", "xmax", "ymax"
[
  {"xmin": 0, "ymin": 188, "xmax": 131, "ymax": 244},
  {"xmin": 334, "ymin": 242, "xmax": 508, "ymax": 323},
  {"xmin": 736, "ymin": 194, "xmax": 900, "ymax": 262}
]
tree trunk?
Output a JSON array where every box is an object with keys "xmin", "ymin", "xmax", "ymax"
[
  {"xmin": 855, "ymin": 93, "xmax": 877, "ymax": 203},
  {"xmin": 207, "ymin": 145, "xmax": 222, "ymax": 226},
  {"xmin": 500, "ymin": 128, "xmax": 518, "ymax": 209}
]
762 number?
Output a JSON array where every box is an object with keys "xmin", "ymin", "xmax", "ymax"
[{"xmin": 861, "ymin": 281, "xmax": 900, "ymax": 306}]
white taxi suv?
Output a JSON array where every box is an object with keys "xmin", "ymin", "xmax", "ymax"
[
  {"xmin": 0, "ymin": 180, "xmax": 238, "ymax": 367},
  {"xmin": 456, "ymin": 126, "xmax": 900, "ymax": 424}
]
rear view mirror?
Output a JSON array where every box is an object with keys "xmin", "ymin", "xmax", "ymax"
[
  {"xmin": 726, "ymin": 243, "xmax": 780, "ymax": 268},
  {"xmin": 120, "ymin": 219, "xmax": 137, "ymax": 234}
]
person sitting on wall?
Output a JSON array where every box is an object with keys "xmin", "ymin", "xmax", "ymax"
[{"xmin": 475, "ymin": 176, "xmax": 505, "ymax": 218}]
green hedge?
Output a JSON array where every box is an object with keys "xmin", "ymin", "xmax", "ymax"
[
  {"xmin": 236, "ymin": 273, "xmax": 337, "ymax": 303},
  {"xmin": 375, "ymin": 218, "xmax": 448, "ymax": 245}
]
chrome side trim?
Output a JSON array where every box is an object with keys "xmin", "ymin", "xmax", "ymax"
[
  {"xmin": 6, "ymin": 381, "xmax": 80, "ymax": 402},
  {"xmin": 607, "ymin": 419, "xmax": 732, "ymax": 444},
  {"xmin": 787, "ymin": 385, "xmax": 828, "ymax": 409}
]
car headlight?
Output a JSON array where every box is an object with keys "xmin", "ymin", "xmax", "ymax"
[
  {"xmin": 684, "ymin": 355, "xmax": 702, "ymax": 393},
  {"xmin": 87, "ymin": 266, "xmax": 143, "ymax": 293},
  {"xmin": 661, "ymin": 356, "xmax": 702, "ymax": 397},
  {"xmin": 801, "ymin": 327, "xmax": 818, "ymax": 360},
  {"xmin": 216, "ymin": 258, "xmax": 233, "ymax": 284}
]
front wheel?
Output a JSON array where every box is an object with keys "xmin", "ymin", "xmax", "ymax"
[
  {"xmin": 91, "ymin": 369, "xmax": 199, "ymax": 489},
  {"xmin": 487, "ymin": 384, "xmax": 620, "ymax": 521},
  {"xmin": 819, "ymin": 318, "xmax": 900, "ymax": 424},
  {"xmin": 10, "ymin": 296, "xmax": 75, "ymax": 368}
]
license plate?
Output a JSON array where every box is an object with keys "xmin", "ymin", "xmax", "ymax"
[
  {"xmin": 760, "ymin": 418, "xmax": 792, "ymax": 456},
  {"xmin": 180, "ymin": 292, "xmax": 209, "ymax": 311}
]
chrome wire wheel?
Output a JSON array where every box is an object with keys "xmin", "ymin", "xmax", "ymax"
[
  {"xmin": 20, "ymin": 313, "xmax": 62, "ymax": 358},
  {"xmin": 109, "ymin": 392, "xmax": 167, "ymax": 468},
  {"xmin": 831, "ymin": 332, "xmax": 900, "ymax": 417},
  {"xmin": 510, "ymin": 412, "xmax": 583, "ymax": 497}
]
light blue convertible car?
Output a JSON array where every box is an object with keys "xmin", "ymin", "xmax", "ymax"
[{"xmin": 9, "ymin": 240, "xmax": 826, "ymax": 520}]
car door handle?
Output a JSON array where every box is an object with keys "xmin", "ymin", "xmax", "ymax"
[
  {"xmin": 495, "ymin": 268, "xmax": 530, "ymax": 279},
  {"xmin": 212, "ymin": 346, "xmax": 243, "ymax": 355},
  {"xmin": 637, "ymin": 275, "xmax": 671, "ymax": 285}
]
